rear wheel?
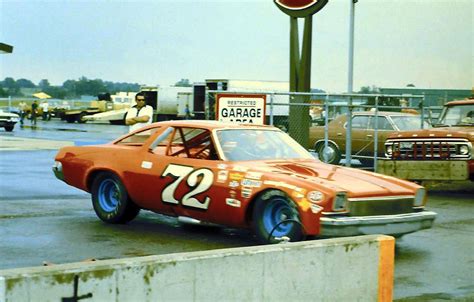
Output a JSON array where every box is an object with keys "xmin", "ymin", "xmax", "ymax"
[
  {"xmin": 91, "ymin": 172, "xmax": 140, "ymax": 224},
  {"xmin": 316, "ymin": 142, "xmax": 341, "ymax": 165},
  {"xmin": 252, "ymin": 190, "xmax": 304, "ymax": 244}
]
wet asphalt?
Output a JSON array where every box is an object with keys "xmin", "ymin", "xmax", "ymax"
[{"xmin": 0, "ymin": 119, "xmax": 473, "ymax": 301}]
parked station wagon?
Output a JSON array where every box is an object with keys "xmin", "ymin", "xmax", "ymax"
[{"xmin": 309, "ymin": 111, "xmax": 430, "ymax": 165}]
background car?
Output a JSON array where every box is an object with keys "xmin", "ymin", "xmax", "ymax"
[
  {"xmin": 53, "ymin": 121, "xmax": 436, "ymax": 243},
  {"xmin": 309, "ymin": 111, "xmax": 430, "ymax": 165},
  {"xmin": 0, "ymin": 109, "xmax": 20, "ymax": 132}
]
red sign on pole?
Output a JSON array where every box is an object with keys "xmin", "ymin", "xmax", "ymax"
[
  {"xmin": 276, "ymin": 0, "xmax": 319, "ymax": 10},
  {"xmin": 274, "ymin": 0, "xmax": 328, "ymax": 17}
]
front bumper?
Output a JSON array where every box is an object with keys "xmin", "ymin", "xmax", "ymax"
[{"xmin": 319, "ymin": 210, "xmax": 437, "ymax": 237}]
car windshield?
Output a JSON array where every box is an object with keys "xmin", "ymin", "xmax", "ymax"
[
  {"xmin": 390, "ymin": 115, "xmax": 431, "ymax": 130},
  {"xmin": 216, "ymin": 128, "xmax": 314, "ymax": 161},
  {"xmin": 437, "ymin": 105, "xmax": 474, "ymax": 126}
]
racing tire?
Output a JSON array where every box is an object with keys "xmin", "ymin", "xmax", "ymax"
[
  {"xmin": 4, "ymin": 125, "xmax": 14, "ymax": 132},
  {"xmin": 91, "ymin": 172, "xmax": 140, "ymax": 224},
  {"xmin": 252, "ymin": 190, "xmax": 304, "ymax": 244},
  {"xmin": 315, "ymin": 142, "xmax": 341, "ymax": 165}
]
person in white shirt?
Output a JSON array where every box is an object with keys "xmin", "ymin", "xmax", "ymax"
[{"xmin": 125, "ymin": 93, "xmax": 153, "ymax": 132}]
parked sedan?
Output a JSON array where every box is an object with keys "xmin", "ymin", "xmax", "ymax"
[
  {"xmin": 309, "ymin": 111, "xmax": 430, "ymax": 165},
  {"xmin": 53, "ymin": 120, "xmax": 436, "ymax": 243},
  {"xmin": 0, "ymin": 109, "xmax": 20, "ymax": 132}
]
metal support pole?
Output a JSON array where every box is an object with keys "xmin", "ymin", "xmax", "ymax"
[
  {"xmin": 323, "ymin": 94, "xmax": 330, "ymax": 162},
  {"xmin": 204, "ymin": 90, "xmax": 210, "ymax": 120},
  {"xmin": 347, "ymin": 0, "xmax": 356, "ymax": 93},
  {"xmin": 420, "ymin": 94, "xmax": 425, "ymax": 129},
  {"xmin": 269, "ymin": 94, "xmax": 274, "ymax": 125},
  {"xmin": 345, "ymin": 96, "xmax": 353, "ymax": 167},
  {"xmin": 373, "ymin": 96, "xmax": 379, "ymax": 172}
]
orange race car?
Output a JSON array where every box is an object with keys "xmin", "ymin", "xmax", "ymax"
[{"xmin": 53, "ymin": 120, "xmax": 436, "ymax": 243}]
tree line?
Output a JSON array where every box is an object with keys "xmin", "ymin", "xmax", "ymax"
[{"xmin": 0, "ymin": 77, "xmax": 141, "ymax": 99}]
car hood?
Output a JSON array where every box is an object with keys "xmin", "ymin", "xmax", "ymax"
[
  {"xmin": 236, "ymin": 159, "xmax": 418, "ymax": 198},
  {"xmin": 387, "ymin": 127, "xmax": 474, "ymax": 141}
]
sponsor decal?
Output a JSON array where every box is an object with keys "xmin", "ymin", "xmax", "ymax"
[
  {"xmin": 263, "ymin": 180, "xmax": 305, "ymax": 193},
  {"xmin": 229, "ymin": 190, "xmax": 237, "ymax": 199},
  {"xmin": 307, "ymin": 190, "xmax": 324, "ymax": 202},
  {"xmin": 245, "ymin": 171, "xmax": 263, "ymax": 180},
  {"xmin": 226, "ymin": 198, "xmax": 242, "ymax": 208},
  {"xmin": 229, "ymin": 173, "xmax": 244, "ymax": 181},
  {"xmin": 217, "ymin": 164, "xmax": 228, "ymax": 170},
  {"xmin": 232, "ymin": 165, "xmax": 249, "ymax": 172},
  {"xmin": 310, "ymin": 204, "xmax": 323, "ymax": 214},
  {"xmin": 241, "ymin": 187, "xmax": 253, "ymax": 199},
  {"xmin": 141, "ymin": 161, "xmax": 153, "ymax": 169},
  {"xmin": 292, "ymin": 191, "xmax": 305, "ymax": 199},
  {"xmin": 241, "ymin": 179, "xmax": 262, "ymax": 188},
  {"xmin": 217, "ymin": 170, "xmax": 228, "ymax": 183},
  {"xmin": 229, "ymin": 180, "xmax": 240, "ymax": 188}
]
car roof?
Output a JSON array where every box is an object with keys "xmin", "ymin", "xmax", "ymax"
[
  {"xmin": 352, "ymin": 111, "xmax": 418, "ymax": 117},
  {"xmin": 445, "ymin": 98, "xmax": 474, "ymax": 106}
]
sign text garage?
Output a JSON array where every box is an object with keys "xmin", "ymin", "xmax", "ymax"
[{"xmin": 216, "ymin": 94, "xmax": 266, "ymax": 125}]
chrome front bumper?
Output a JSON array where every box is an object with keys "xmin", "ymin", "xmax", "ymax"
[{"xmin": 320, "ymin": 211, "xmax": 437, "ymax": 237}]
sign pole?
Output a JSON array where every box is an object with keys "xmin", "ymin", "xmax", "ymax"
[{"xmin": 275, "ymin": 0, "xmax": 328, "ymax": 148}]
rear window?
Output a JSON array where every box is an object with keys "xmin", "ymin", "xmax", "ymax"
[{"xmin": 115, "ymin": 127, "xmax": 161, "ymax": 146}]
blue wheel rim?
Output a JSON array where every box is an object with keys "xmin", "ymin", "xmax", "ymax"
[
  {"xmin": 98, "ymin": 179, "xmax": 120, "ymax": 212},
  {"xmin": 262, "ymin": 197, "xmax": 294, "ymax": 237}
]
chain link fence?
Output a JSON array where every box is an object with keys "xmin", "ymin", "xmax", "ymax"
[{"xmin": 206, "ymin": 90, "xmax": 429, "ymax": 170}]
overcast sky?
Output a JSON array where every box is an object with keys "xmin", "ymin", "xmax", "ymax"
[{"xmin": 1, "ymin": 0, "xmax": 472, "ymax": 92}]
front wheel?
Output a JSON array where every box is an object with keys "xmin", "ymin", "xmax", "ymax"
[
  {"xmin": 4, "ymin": 125, "xmax": 14, "ymax": 132},
  {"xmin": 91, "ymin": 172, "xmax": 140, "ymax": 224},
  {"xmin": 252, "ymin": 190, "xmax": 304, "ymax": 244}
]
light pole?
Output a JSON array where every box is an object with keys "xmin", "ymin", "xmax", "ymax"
[
  {"xmin": 347, "ymin": 0, "xmax": 357, "ymax": 93},
  {"xmin": 346, "ymin": 0, "xmax": 357, "ymax": 167}
]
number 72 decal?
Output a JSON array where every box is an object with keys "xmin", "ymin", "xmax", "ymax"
[{"xmin": 161, "ymin": 164, "xmax": 214, "ymax": 210}]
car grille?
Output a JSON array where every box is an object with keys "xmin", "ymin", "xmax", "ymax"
[
  {"xmin": 385, "ymin": 139, "xmax": 472, "ymax": 160},
  {"xmin": 348, "ymin": 196, "xmax": 414, "ymax": 216}
]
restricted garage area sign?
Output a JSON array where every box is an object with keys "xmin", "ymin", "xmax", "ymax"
[{"xmin": 216, "ymin": 94, "xmax": 266, "ymax": 125}]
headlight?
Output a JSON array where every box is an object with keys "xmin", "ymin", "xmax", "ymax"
[
  {"xmin": 386, "ymin": 145, "xmax": 393, "ymax": 156},
  {"xmin": 333, "ymin": 192, "xmax": 347, "ymax": 210},
  {"xmin": 459, "ymin": 145, "xmax": 469, "ymax": 155},
  {"xmin": 53, "ymin": 161, "xmax": 62, "ymax": 172},
  {"xmin": 307, "ymin": 190, "xmax": 324, "ymax": 203},
  {"xmin": 414, "ymin": 188, "xmax": 426, "ymax": 206}
]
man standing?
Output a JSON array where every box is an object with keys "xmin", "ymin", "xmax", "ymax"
[
  {"xmin": 18, "ymin": 100, "xmax": 27, "ymax": 125},
  {"xmin": 31, "ymin": 100, "xmax": 38, "ymax": 125},
  {"xmin": 125, "ymin": 92, "xmax": 153, "ymax": 132}
]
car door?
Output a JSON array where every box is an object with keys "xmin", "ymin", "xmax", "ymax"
[
  {"xmin": 347, "ymin": 115, "xmax": 371, "ymax": 154},
  {"xmin": 366, "ymin": 115, "xmax": 395, "ymax": 156},
  {"xmin": 134, "ymin": 126, "xmax": 242, "ymax": 225}
]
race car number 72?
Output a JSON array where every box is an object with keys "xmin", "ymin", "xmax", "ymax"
[{"xmin": 161, "ymin": 164, "xmax": 214, "ymax": 209}]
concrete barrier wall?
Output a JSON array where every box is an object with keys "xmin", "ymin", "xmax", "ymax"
[{"xmin": 0, "ymin": 235, "xmax": 394, "ymax": 302}]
